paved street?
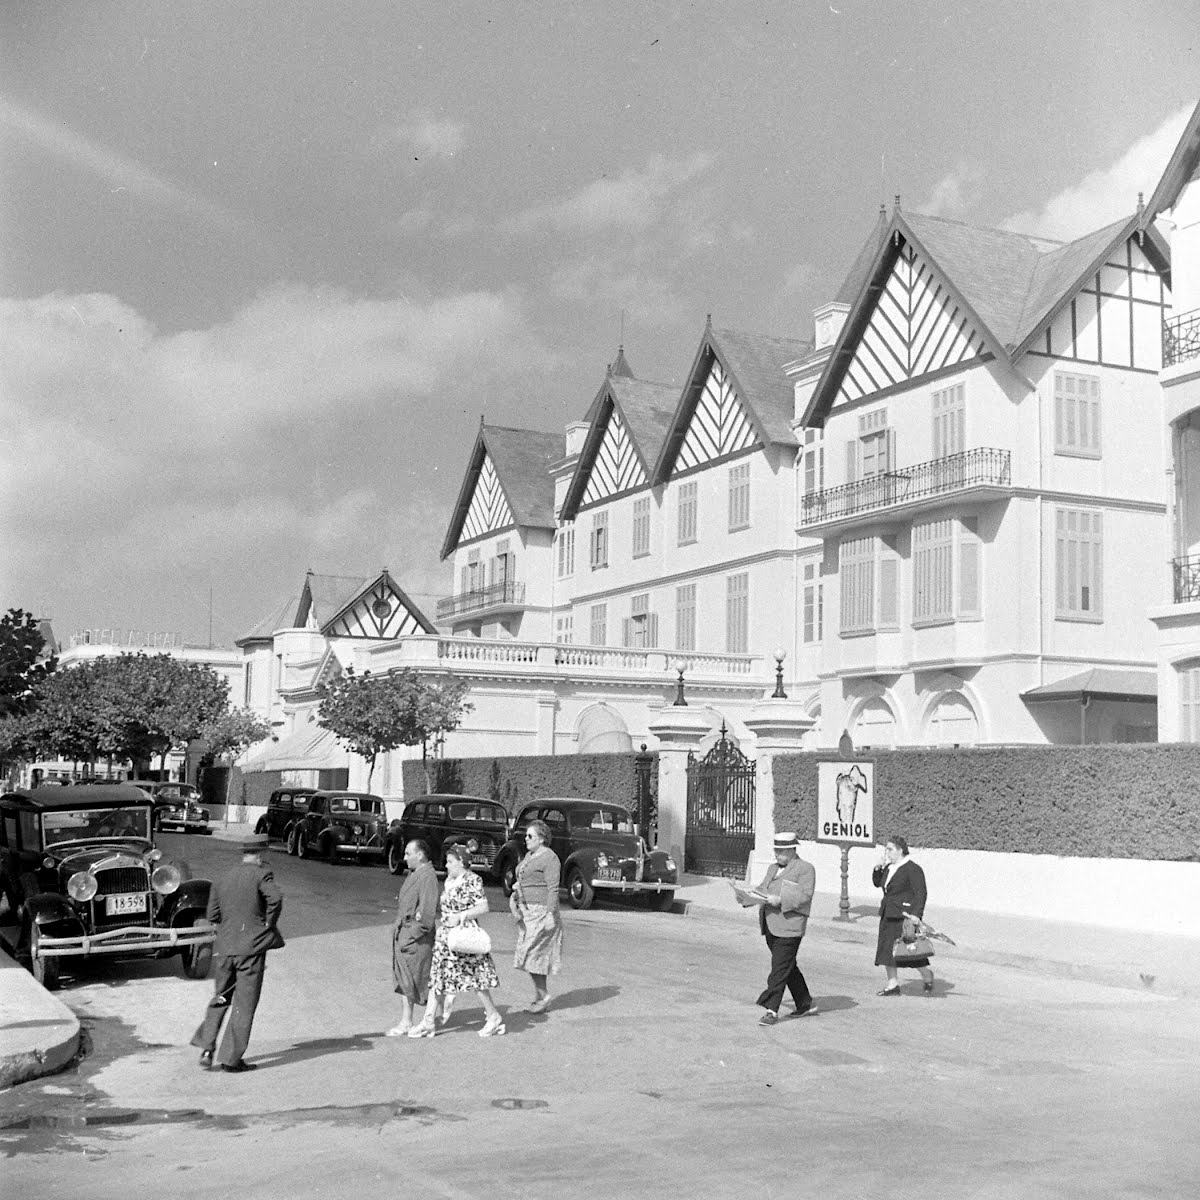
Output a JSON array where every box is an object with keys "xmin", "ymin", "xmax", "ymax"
[{"xmin": 2, "ymin": 834, "xmax": 1199, "ymax": 1199}]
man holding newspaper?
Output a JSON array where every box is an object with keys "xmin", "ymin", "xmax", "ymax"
[{"xmin": 732, "ymin": 831, "xmax": 817, "ymax": 1026}]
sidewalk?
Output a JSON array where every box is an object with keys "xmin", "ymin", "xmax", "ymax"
[
  {"xmin": 0, "ymin": 943, "xmax": 80, "ymax": 1089},
  {"xmin": 675, "ymin": 872, "xmax": 1200, "ymax": 999}
]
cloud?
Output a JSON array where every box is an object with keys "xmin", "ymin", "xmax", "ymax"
[
  {"xmin": 0, "ymin": 95, "xmax": 244, "ymax": 233},
  {"xmin": 782, "ymin": 262, "xmax": 817, "ymax": 296},
  {"xmin": 392, "ymin": 114, "xmax": 466, "ymax": 161},
  {"xmin": 506, "ymin": 152, "xmax": 715, "ymax": 235},
  {"xmin": 548, "ymin": 258, "xmax": 687, "ymax": 329},
  {"xmin": 1002, "ymin": 105, "xmax": 1192, "ymax": 240},
  {"xmin": 918, "ymin": 164, "xmax": 982, "ymax": 220}
]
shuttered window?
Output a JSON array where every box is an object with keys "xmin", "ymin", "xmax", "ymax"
[
  {"xmin": 839, "ymin": 536, "xmax": 875, "ymax": 633},
  {"xmin": 959, "ymin": 517, "xmax": 980, "ymax": 618},
  {"xmin": 802, "ymin": 562, "xmax": 823, "ymax": 643},
  {"xmin": 913, "ymin": 518, "xmax": 954, "ymax": 622},
  {"xmin": 677, "ymin": 480, "xmax": 698, "ymax": 545},
  {"xmin": 728, "ymin": 462, "xmax": 751, "ymax": 531},
  {"xmin": 589, "ymin": 603, "xmax": 607, "ymax": 647},
  {"xmin": 632, "ymin": 496, "xmax": 651, "ymax": 558},
  {"xmin": 803, "ymin": 428, "xmax": 824, "ymax": 495},
  {"xmin": 1055, "ymin": 508, "xmax": 1103, "ymax": 619},
  {"xmin": 556, "ymin": 523, "xmax": 575, "ymax": 578},
  {"xmin": 555, "ymin": 614, "xmax": 573, "ymax": 644},
  {"xmin": 1181, "ymin": 663, "xmax": 1200, "ymax": 743},
  {"xmin": 932, "ymin": 383, "xmax": 965, "ymax": 458},
  {"xmin": 623, "ymin": 593, "xmax": 659, "ymax": 649},
  {"xmin": 590, "ymin": 511, "xmax": 609, "ymax": 569},
  {"xmin": 725, "ymin": 573, "xmax": 749, "ymax": 654},
  {"xmin": 1054, "ymin": 372, "xmax": 1101, "ymax": 458},
  {"xmin": 675, "ymin": 584, "xmax": 696, "ymax": 653}
]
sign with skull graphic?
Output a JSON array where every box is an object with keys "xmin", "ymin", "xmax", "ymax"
[{"xmin": 816, "ymin": 760, "xmax": 874, "ymax": 845}]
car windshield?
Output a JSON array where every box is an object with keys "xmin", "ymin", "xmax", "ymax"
[
  {"xmin": 42, "ymin": 807, "xmax": 152, "ymax": 845},
  {"xmin": 568, "ymin": 807, "xmax": 635, "ymax": 833},
  {"xmin": 448, "ymin": 802, "xmax": 503, "ymax": 821},
  {"xmin": 331, "ymin": 798, "xmax": 382, "ymax": 815},
  {"xmin": 158, "ymin": 785, "xmax": 198, "ymax": 800}
]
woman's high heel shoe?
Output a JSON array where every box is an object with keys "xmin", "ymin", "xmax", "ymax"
[
  {"xmin": 877, "ymin": 986, "xmax": 901, "ymax": 997},
  {"xmin": 922, "ymin": 979, "xmax": 935, "ymax": 995}
]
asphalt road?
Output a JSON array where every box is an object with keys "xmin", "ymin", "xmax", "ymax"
[{"xmin": 2, "ymin": 832, "xmax": 1199, "ymax": 1199}]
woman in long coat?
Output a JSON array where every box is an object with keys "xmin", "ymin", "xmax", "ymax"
[
  {"xmin": 872, "ymin": 834, "xmax": 934, "ymax": 997},
  {"xmin": 387, "ymin": 838, "xmax": 440, "ymax": 1036},
  {"xmin": 510, "ymin": 819, "xmax": 563, "ymax": 1013}
]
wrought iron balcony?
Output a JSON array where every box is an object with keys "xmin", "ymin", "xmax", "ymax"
[
  {"xmin": 800, "ymin": 447, "xmax": 1012, "ymax": 529},
  {"xmin": 436, "ymin": 579, "xmax": 526, "ymax": 621},
  {"xmin": 1173, "ymin": 553, "xmax": 1200, "ymax": 603},
  {"xmin": 1163, "ymin": 307, "xmax": 1200, "ymax": 369}
]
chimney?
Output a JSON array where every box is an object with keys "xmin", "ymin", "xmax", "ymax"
[
  {"xmin": 564, "ymin": 421, "xmax": 589, "ymax": 458},
  {"xmin": 812, "ymin": 301, "xmax": 850, "ymax": 351}
]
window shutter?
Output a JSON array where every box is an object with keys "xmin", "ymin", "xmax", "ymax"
[
  {"xmin": 885, "ymin": 428, "xmax": 897, "ymax": 474},
  {"xmin": 959, "ymin": 518, "xmax": 980, "ymax": 617},
  {"xmin": 460, "ymin": 565, "xmax": 467, "ymax": 594},
  {"xmin": 647, "ymin": 613, "xmax": 659, "ymax": 648},
  {"xmin": 879, "ymin": 540, "xmax": 898, "ymax": 627},
  {"xmin": 621, "ymin": 618, "xmax": 631, "ymax": 647},
  {"xmin": 845, "ymin": 440, "xmax": 857, "ymax": 483}
]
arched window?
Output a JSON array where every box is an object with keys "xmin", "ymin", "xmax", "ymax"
[
  {"xmin": 576, "ymin": 705, "xmax": 632, "ymax": 754},
  {"xmin": 851, "ymin": 698, "xmax": 896, "ymax": 749},
  {"xmin": 926, "ymin": 693, "xmax": 979, "ymax": 746}
]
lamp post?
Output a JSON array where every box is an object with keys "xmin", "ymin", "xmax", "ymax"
[
  {"xmin": 771, "ymin": 648, "xmax": 788, "ymax": 699},
  {"xmin": 672, "ymin": 658, "xmax": 688, "ymax": 706}
]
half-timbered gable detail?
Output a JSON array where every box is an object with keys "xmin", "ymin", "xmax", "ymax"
[
  {"xmin": 461, "ymin": 454, "xmax": 514, "ymax": 542},
  {"xmin": 580, "ymin": 404, "xmax": 646, "ymax": 506},
  {"xmin": 653, "ymin": 324, "xmax": 808, "ymax": 484},
  {"xmin": 323, "ymin": 573, "xmax": 434, "ymax": 640}
]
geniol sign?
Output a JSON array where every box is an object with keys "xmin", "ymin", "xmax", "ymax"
[{"xmin": 816, "ymin": 760, "xmax": 875, "ymax": 845}]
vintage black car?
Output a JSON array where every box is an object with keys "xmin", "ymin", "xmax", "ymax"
[
  {"xmin": 493, "ymin": 797, "xmax": 677, "ymax": 910},
  {"xmin": 254, "ymin": 786, "xmax": 317, "ymax": 843},
  {"xmin": 130, "ymin": 781, "xmax": 211, "ymax": 834},
  {"xmin": 288, "ymin": 790, "xmax": 387, "ymax": 864},
  {"xmin": 0, "ymin": 785, "xmax": 215, "ymax": 989},
  {"xmin": 384, "ymin": 794, "xmax": 509, "ymax": 879}
]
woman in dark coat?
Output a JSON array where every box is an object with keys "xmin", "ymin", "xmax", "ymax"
[
  {"xmin": 387, "ymin": 839, "xmax": 440, "ymax": 1036},
  {"xmin": 872, "ymin": 834, "xmax": 934, "ymax": 996}
]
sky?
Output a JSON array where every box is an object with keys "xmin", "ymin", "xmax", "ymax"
[{"xmin": 1, "ymin": 0, "xmax": 1196, "ymax": 651}]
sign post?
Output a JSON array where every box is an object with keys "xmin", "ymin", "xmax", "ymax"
[{"xmin": 815, "ymin": 759, "xmax": 875, "ymax": 921}]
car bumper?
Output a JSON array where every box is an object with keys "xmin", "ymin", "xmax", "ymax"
[
  {"xmin": 32, "ymin": 924, "xmax": 216, "ymax": 960},
  {"xmin": 333, "ymin": 843, "xmax": 386, "ymax": 858},
  {"xmin": 160, "ymin": 820, "xmax": 209, "ymax": 832},
  {"xmin": 590, "ymin": 878, "xmax": 677, "ymax": 893}
]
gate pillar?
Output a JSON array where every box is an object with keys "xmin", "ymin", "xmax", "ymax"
[
  {"xmin": 647, "ymin": 706, "xmax": 711, "ymax": 872},
  {"xmin": 744, "ymin": 700, "xmax": 814, "ymax": 881}
]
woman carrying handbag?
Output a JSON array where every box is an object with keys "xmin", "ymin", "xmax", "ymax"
[
  {"xmin": 872, "ymin": 834, "xmax": 935, "ymax": 997},
  {"xmin": 409, "ymin": 843, "xmax": 505, "ymax": 1038}
]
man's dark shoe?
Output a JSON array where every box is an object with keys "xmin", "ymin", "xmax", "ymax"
[
  {"xmin": 198, "ymin": 1050, "xmax": 213, "ymax": 1070},
  {"xmin": 220, "ymin": 1060, "xmax": 258, "ymax": 1073},
  {"xmin": 758, "ymin": 1009, "xmax": 778, "ymax": 1027},
  {"xmin": 792, "ymin": 999, "xmax": 818, "ymax": 1018}
]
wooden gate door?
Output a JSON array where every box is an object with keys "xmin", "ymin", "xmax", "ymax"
[{"xmin": 685, "ymin": 724, "xmax": 755, "ymax": 877}]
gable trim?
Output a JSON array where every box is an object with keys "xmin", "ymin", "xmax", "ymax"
[
  {"xmin": 560, "ymin": 384, "xmax": 652, "ymax": 522},
  {"xmin": 440, "ymin": 430, "xmax": 519, "ymax": 560}
]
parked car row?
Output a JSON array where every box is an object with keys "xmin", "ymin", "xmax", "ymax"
[{"xmin": 252, "ymin": 788, "xmax": 677, "ymax": 911}]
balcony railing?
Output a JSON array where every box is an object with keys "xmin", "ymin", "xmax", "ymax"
[
  {"xmin": 1163, "ymin": 307, "xmax": 1200, "ymax": 369},
  {"xmin": 436, "ymin": 579, "xmax": 526, "ymax": 621},
  {"xmin": 1173, "ymin": 553, "xmax": 1200, "ymax": 603},
  {"xmin": 800, "ymin": 447, "xmax": 1012, "ymax": 527}
]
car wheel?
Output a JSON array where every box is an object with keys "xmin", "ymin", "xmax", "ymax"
[
  {"xmin": 499, "ymin": 857, "xmax": 516, "ymax": 898},
  {"xmin": 296, "ymin": 829, "xmax": 310, "ymax": 859},
  {"xmin": 28, "ymin": 924, "xmax": 60, "ymax": 990},
  {"xmin": 647, "ymin": 890, "xmax": 675, "ymax": 912},
  {"xmin": 387, "ymin": 842, "xmax": 404, "ymax": 876},
  {"xmin": 566, "ymin": 867, "xmax": 594, "ymax": 910},
  {"xmin": 180, "ymin": 924, "xmax": 213, "ymax": 979},
  {"xmin": 254, "ymin": 817, "xmax": 269, "ymax": 836},
  {"xmin": 286, "ymin": 825, "xmax": 298, "ymax": 855}
]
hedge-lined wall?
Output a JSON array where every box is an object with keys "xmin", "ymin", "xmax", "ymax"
[
  {"xmin": 401, "ymin": 752, "xmax": 657, "ymax": 817},
  {"xmin": 772, "ymin": 744, "xmax": 1200, "ymax": 861},
  {"xmin": 230, "ymin": 768, "xmax": 283, "ymax": 810}
]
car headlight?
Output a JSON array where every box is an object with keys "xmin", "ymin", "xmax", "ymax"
[
  {"xmin": 664, "ymin": 857, "xmax": 676, "ymax": 872},
  {"xmin": 68, "ymin": 871, "xmax": 99, "ymax": 902},
  {"xmin": 596, "ymin": 853, "xmax": 608, "ymax": 869},
  {"xmin": 466, "ymin": 838, "xmax": 479, "ymax": 853},
  {"xmin": 151, "ymin": 864, "xmax": 182, "ymax": 894}
]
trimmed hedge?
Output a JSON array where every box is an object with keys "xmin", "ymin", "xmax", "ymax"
[
  {"xmin": 772, "ymin": 744, "xmax": 1200, "ymax": 861},
  {"xmin": 401, "ymin": 752, "xmax": 657, "ymax": 818},
  {"xmin": 231, "ymin": 768, "xmax": 283, "ymax": 810}
]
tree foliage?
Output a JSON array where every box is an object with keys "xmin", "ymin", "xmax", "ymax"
[
  {"xmin": 0, "ymin": 608, "xmax": 57, "ymax": 719},
  {"xmin": 200, "ymin": 707, "xmax": 272, "ymax": 763},
  {"xmin": 317, "ymin": 668, "xmax": 472, "ymax": 788}
]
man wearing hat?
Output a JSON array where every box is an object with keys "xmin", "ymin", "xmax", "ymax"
[
  {"xmin": 190, "ymin": 835, "xmax": 284, "ymax": 1072},
  {"xmin": 752, "ymin": 831, "xmax": 816, "ymax": 1026}
]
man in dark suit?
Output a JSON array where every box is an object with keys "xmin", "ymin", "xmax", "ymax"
[
  {"xmin": 190, "ymin": 835, "xmax": 284, "ymax": 1072},
  {"xmin": 753, "ymin": 831, "xmax": 817, "ymax": 1026}
]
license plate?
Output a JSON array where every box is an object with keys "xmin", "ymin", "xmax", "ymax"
[
  {"xmin": 106, "ymin": 893, "xmax": 147, "ymax": 916},
  {"xmin": 470, "ymin": 856, "xmax": 489, "ymax": 867},
  {"xmin": 595, "ymin": 867, "xmax": 622, "ymax": 881}
]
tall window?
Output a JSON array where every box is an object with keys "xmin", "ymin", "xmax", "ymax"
[
  {"xmin": 462, "ymin": 551, "xmax": 481, "ymax": 594},
  {"xmin": 556, "ymin": 522, "xmax": 575, "ymax": 579},
  {"xmin": 932, "ymin": 383, "xmax": 965, "ymax": 458},
  {"xmin": 677, "ymin": 480, "xmax": 698, "ymax": 545},
  {"xmin": 243, "ymin": 660, "xmax": 254, "ymax": 707},
  {"xmin": 632, "ymin": 496, "xmax": 651, "ymax": 558},
  {"xmin": 1054, "ymin": 371, "xmax": 1101, "ymax": 458},
  {"xmin": 802, "ymin": 562, "xmax": 823, "ymax": 643},
  {"xmin": 803, "ymin": 428, "xmax": 825, "ymax": 495},
  {"xmin": 839, "ymin": 535, "xmax": 898, "ymax": 634},
  {"xmin": 1055, "ymin": 508, "xmax": 1103, "ymax": 619},
  {"xmin": 1181, "ymin": 663, "xmax": 1200, "ymax": 742},
  {"xmin": 590, "ymin": 511, "xmax": 609, "ymax": 570},
  {"xmin": 912, "ymin": 518, "xmax": 954, "ymax": 622},
  {"xmin": 675, "ymin": 583, "xmax": 696, "ymax": 653},
  {"xmin": 589, "ymin": 603, "xmax": 607, "ymax": 646},
  {"xmin": 555, "ymin": 614, "xmax": 573, "ymax": 643},
  {"xmin": 728, "ymin": 462, "xmax": 751, "ymax": 531},
  {"xmin": 848, "ymin": 408, "xmax": 895, "ymax": 481},
  {"xmin": 492, "ymin": 539, "xmax": 514, "ymax": 587},
  {"xmin": 725, "ymin": 573, "xmax": 749, "ymax": 654},
  {"xmin": 624, "ymin": 593, "xmax": 658, "ymax": 648}
]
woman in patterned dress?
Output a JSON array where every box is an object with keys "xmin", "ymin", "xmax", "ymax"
[
  {"xmin": 509, "ymin": 819, "xmax": 563, "ymax": 1013},
  {"xmin": 409, "ymin": 843, "xmax": 504, "ymax": 1038}
]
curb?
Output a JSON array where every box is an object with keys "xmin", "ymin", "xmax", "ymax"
[{"xmin": 0, "ymin": 946, "xmax": 81, "ymax": 1090}]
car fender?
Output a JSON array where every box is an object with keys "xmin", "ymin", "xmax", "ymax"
[
  {"xmin": 563, "ymin": 849, "xmax": 599, "ymax": 879},
  {"xmin": 25, "ymin": 893, "xmax": 85, "ymax": 935},
  {"xmin": 162, "ymin": 878, "xmax": 211, "ymax": 923}
]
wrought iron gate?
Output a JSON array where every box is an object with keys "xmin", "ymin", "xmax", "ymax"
[{"xmin": 685, "ymin": 724, "xmax": 755, "ymax": 877}]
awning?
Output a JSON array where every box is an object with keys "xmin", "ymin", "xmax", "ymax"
[
  {"xmin": 239, "ymin": 723, "xmax": 344, "ymax": 772},
  {"xmin": 1021, "ymin": 667, "xmax": 1157, "ymax": 705}
]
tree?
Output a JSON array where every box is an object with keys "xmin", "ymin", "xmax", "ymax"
[
  {"xmin": 0, "ymin": 608, "xmax": 56, "ymax": 718},
  {"xmin": 199, "ymin": 708, "xmax": 271, "ymax": 763},
  {"xmin": 317, "ymin": 668, "xmax": 472, "ymax": 789}
]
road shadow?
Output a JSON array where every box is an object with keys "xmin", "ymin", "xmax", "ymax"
[
  {"xmin": 250, "ymin": 1032, "xmax": 381, "ymax": 1070},
  {"xmin": 809, "ymin": 993, "xmax": 858, "ymax": 1013}
]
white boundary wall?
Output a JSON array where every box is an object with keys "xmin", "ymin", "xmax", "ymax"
[{"xmin": 748, "ymin": 842, "xmax": 1200, "ymax": 937}]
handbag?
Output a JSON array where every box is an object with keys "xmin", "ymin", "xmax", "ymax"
[
  {"xmin": 446, "ymin": 923, "xmax": 491, "ymax": 956},
  {"xmin": 892, "ymin": 933, "xmax": 935, "ymax": 964}
]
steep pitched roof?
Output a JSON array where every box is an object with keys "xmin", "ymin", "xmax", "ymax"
[
  {"xmin": 296, "ymin": 573, "xmax": 371, "ymax": 629},
  {"xmin": 440, "ymin": 424, "xmax": 563, "ymax": 559},
  {"xmin": 236, "ymin": 593, "xmax": 299, "ymax": 646},
  {"xmin": 1144, "ymin": 100, "xmax": 1200, "ymax": 221},
  {"xmin": 652, "ymin": 322, "xmax": 811, "ymax": 484}
]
